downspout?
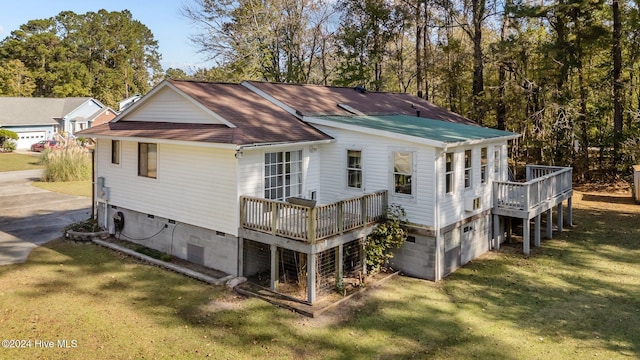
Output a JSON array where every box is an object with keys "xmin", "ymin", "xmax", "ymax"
[{"xmin": 91, "ymin": 149, "xmax": 95, "ymax": 221}]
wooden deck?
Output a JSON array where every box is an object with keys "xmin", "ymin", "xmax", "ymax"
[
  {"xmin": 240, "ymin": 190, "xmax": 388, "ymax": 244},
  {"xmin": 492, "ymin": 165, "xmax": 573, "ymax": 255}
]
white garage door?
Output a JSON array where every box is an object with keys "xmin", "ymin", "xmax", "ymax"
[{"xmin": 16, "ymin": 131, "xmax": 47, "ymax": 149}]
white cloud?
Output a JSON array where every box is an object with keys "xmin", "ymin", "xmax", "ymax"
[{"xmin": 0, "ymin": 25, "xmax": 4, "ymax": 34}]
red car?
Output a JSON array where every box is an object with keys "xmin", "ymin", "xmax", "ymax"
[{"xmin": 30, "ymin": 140, "xmax": 58, "ymax": 152}]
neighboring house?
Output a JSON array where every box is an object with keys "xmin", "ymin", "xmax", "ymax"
[
  {"xmin": 0, "ymin": 97, "xmax": 115, "ymax": 149},
  {"xmin": 78, "ymin": 80, "xmax": 573, "ymax": 303}
]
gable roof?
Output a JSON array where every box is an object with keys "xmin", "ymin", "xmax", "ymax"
[
  {"xmin": 0, "ymin": 97, "xmax": 95, "ymax": 126},
  {"xmin": 79, "ymin": 80, "xmax": 332, "ymax": 146},
  {"xmin": 243, "ymin": 81, "xmax": 477, "ymax": 125},
  {"xmin": 309, "ymin": 115, "xmax": 519, "ymax": 148}
]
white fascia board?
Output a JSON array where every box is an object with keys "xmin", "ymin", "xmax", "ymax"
[
  {"xmin": 241, "ymin": 81, "xmax": 300, "ymax": 118},
  {"xmin": 442, "ymin": 133, "xmax": 521, "ymax": 150},
  {"xmin": 303, "ymin": 116, "xmax": 446, "ymax": 148},
  {"xmin": 237, "ymin": 139, "xmax": 335, "ymax": 151},
  {"xmin": 111, "ymin": 80, "xmax": 237, "ymax": 128},
  {"xmin": 86, "ymin": 134, "xmax": 238, "ymax": 150}
]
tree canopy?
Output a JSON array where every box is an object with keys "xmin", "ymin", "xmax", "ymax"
[
  {"xmin": 0, "ymin": 9, "xmax": 162, "ymax": 107},
  {"xmin": 182, "ymin": 0, "xmax": 640, "ymax": 180}
]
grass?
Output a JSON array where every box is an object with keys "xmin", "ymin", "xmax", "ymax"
[
  {"xmin": 0, "ymin": 153, "xmax": 42, "ymax": 172},
  {"xmin": 31, "ymin": 180, "xmax": 92, "ymax": 197},
  {"xmin": 0, "ymin": 190, "xmax": 638, "ymax": 359}
]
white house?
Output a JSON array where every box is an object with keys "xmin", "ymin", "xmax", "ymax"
[
  {"xmin": 79, "ymin": 80, "xmax": 573, "ymax": 303},
  {"xmin": 0, "ymin": 97, "xmax": 115, "ymax": 149}
]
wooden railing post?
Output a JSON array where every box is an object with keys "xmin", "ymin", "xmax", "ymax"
[
  {"xmin": 271, "ymin": 201, "xmax": 278, "ymax": 235},
  {"xmin": 308, "ymin": 207, "xmax": 316, "ymax": 243},
  {"xmin": 361, "ymin": 195, "xmax": 367, "ymax": 225},
  {"xmin": 337, "ymin": 201, "xmax": 344, "ymax": 234}
]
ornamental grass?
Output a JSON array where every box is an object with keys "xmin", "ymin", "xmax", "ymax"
[{"xmin": 40, "ymin": 142, "xmax": 91, "ymax": 182}]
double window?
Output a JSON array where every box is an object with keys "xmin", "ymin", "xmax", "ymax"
[
  {"xmin": 264, "ymin": 150, "xmax": 302, "ymax": 200},
  {"xmin": 138, "ymin": 143, "xmax": 157, "ymax": 178},
  {"xmin": 347, "ymin": 150, "xmax": 362, "ymax": 189},
  {"xmin": 393, "ymin": 151, "xmax": 413, "ymax": 195}
]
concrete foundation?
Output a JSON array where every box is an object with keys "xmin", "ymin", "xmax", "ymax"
[{"xmin": 97, "ymin": 202, "xmax": 238, "ymax": 276}]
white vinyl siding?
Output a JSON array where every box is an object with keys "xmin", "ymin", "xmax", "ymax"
[
  {"xmin": 125, "ymin": 87, "xmax": 227, "ymax": 125},
  {"xmin": 95, "ymin": 139, "xmax": 238, "ymax": 235},
  {"xmin": 312, "ymin": 125, "xmax": 435, "ymax": 227}
]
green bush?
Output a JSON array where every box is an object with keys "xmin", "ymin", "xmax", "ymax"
[
  {"xmin": 41, "ymin": 142, "xmax": 91, "ymax": 182},
  {"xmin": 0, "ymin": 129, "xmax": 18, "ymax": 152},
  {"xmin": 365, "ymin": 204, "xmax": 408, "ymax": 274}
]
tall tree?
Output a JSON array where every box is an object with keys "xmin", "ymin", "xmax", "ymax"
[{"xmin": 0, "ymin": 10, "xmax": 162, "ymax": 107}]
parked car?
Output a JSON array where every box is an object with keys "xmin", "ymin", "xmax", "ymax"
[{"xmin": 30, "ymin": 140, "xmax": 59, "ymax": 152}]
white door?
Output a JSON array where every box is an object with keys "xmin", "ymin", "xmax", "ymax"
[{"xmin": 16, "ymin": 131, "xmax": 46, "ymax": 149}]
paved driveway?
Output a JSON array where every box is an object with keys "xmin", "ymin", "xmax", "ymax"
[{"xmin": 0, "ymin": 170, "xmax": 91, "ymax": 265}]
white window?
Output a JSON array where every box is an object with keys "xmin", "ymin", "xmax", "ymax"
[
  {"xmin": 464, "ymin": 149, "xmax": 472, "ymax": 188},
  {"xmin": 138, "ymin": 143, "xmax": 157, "ymax": 178},
  {"xmin": 445, "ymin": 152, "xmax": 454, "ymax": 193},
  {"xmin": 264, "ymin": 150, "xmax": 302, "ymax": 200},
  {"xmin": 494, "ymin": 148, "xmax": 501, "ymax": 177},
  {"xmin": 393, "ymin": 151, "xmax": 413, "ymax": 195},
  {"xmin": 111, "ymin": 140, "xmax": 120, "ymax": 165},
  {"xmin": 347, "ymin": 150, "xmax": 362, "ymax": 189},
  {"xmin": 481, "ymin": 147, "xmax": 487, "ymax": 184}
]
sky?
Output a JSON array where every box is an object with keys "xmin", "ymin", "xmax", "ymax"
[{"xmin": 0, "ymin": 0, "xmax": 213, "ymax": 72}]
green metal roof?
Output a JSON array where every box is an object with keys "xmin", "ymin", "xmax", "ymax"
[{"xmin": 312, "ymin": 114, "xmax": 519, "ymax": 147}]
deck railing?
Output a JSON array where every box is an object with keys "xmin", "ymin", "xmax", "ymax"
[
  {"xmin": 494, "ymin": 165, "xmax": 572, "ymax": 213},
  {"xmin": 240, "ymin": 190, "xmax": 388, "ymax": 243}
]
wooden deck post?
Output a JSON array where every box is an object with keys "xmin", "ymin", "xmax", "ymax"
[
  {"xmin": 546, "ymin": 209, "xmax": 553, "ymax": 239},
  {"xmin": 523, "ymin": 218, "xmax": 530, "ymax": 256},
  {"xmin": 270, "ymin": 244, "xmax": 278, "ymax": 291},
  {"xmin": 534, "ymin": 215, "xmax": 541, "ymax": 247},
  {"xmin": 336, "ymin": 244, "xmax": 343, "ymax": 286},
  {"xmin": 307, "ymin": 252, "xmax": 316, "ymax": 303},
  {"xmin": 566, "ymin": 196, "xmax": 573, "ymax": 227},
  {"xmin": 493, "ymin": 214, "xmax": 501, "ymax": 250},
  {"xmin": 308, "ymin": 207, "xmax": 316, "ymax": 243},
  {"xmin": 557, "ymin": 202, "xmax": 564, "ymax": 233}
]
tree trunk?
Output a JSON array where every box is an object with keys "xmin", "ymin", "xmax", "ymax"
[{"xmin": 612, "ymin": 0, "xmax": 623, "ymax": 165}]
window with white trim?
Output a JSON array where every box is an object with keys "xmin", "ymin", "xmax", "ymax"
[
  {"xmin": 138, "ymin": 143, "xmax": 157, "ymax": 178},
  {"xmin": 264, "ymin": 150, "xmax": 302, "ymax": 200},
  {"xmin": 393, "ymin": 151, "xmax": 413, "ymax": 195},
  {"xmin": 445, "ymin": 152, "xmax": 454, "ymax": 193},
  {"xmin": 464, "ymin": 149, "xmax": 472, "ymax": 188},
  {"xmin": 347, "ymin": 150, "xmax": 362, "ymax": 189},
  {"xmin": 111, "ymin": 140, "xmax": 120, "ymax": 165},
  {"xmin": 494, "ymin": 148, "xmax": 501, "ymax": 177},
  {"xmin": 480, "ymin": 147, "xmax": 487, "ymax": 183}
]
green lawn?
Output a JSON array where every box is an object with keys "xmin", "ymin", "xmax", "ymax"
[
  {"xmin": 0, "ymin": 153, "xmax": 42, "ymax": 172},
  {"xmin": 0, "ymin": 190, "xmax": 638, "ymax": 359},
  {"xmin": 31, "ymin": 180, "xmax": 92, "ymax": 197}
]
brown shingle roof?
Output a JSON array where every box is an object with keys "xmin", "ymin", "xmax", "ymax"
[
  {"xmin": 79, "ymin": 80, "xmax": 332, "ymax": 145},
  {"xmin": 245, "ymin": 81, "xmax": 477, "ymax": 125}
]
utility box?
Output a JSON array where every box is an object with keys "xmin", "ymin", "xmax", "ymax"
[{"xmin": 634, "ymin": 165, "xmax": 640, "ymax": 204}]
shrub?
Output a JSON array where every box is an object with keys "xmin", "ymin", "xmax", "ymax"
[
  {"xmin": 41, "ymin": 142, "xmax": 91, "ymax": 182},
  {"xmin": 0, "ymin": 129, "xmax": 18, "ymax": 152},
  {"xmin": 365, "ymin": 204, "xmax": 408, "ymax": 274}
]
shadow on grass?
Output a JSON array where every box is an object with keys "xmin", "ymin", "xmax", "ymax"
[{"xmin": 0, "ymin": 198, "xmax": 638, "ymax": 359}]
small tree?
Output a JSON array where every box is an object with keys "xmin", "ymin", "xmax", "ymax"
[
  {"xmin": 365, "ymin": 204, "xmax": 407, "ymax": 273},
  {"xmin": 0, "ymin": 129, "xmax": 19, "ymax": 152}
]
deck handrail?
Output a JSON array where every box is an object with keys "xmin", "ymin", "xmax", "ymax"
[
  {"xmin": 240, "ymin": 190, "xmax": 388, "ymax": 243},
  {"xmin": 494, "ymin": 165, "xmax": 572, "ymax": 212}
]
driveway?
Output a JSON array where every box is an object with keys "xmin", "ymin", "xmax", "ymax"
[{"xmin": 0, "ymin": 170, "xmax": 91, "ymax": 265}]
